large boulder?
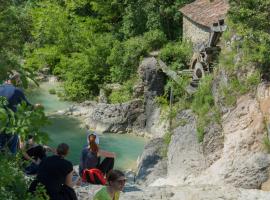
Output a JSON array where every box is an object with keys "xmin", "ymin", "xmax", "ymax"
[
  {"xmin": 85, "ymin": 99, "xmax": 144, "ymax": 133},
  {"xmin": 138, "ymin": 57, "xmax": 168, "ymax": 137},
  {"xmin": 202, "ymin": 121, "xmax": 224, "ymax": 167},
  {"xmin": 157, "ymin": 92, "xmax": 270, "ymax": 189},
  {"xmin": 138, "ymin": 57, "xmax": 167, "ymax": 99},
  {"xmin": 193, "ymin": 94, "xmax": 270, "ymax": 189},
  {"xmin": 220, "ymin": 94, "xmax": 270, "ymax": 188},
  {"xmin": 136, "ymin": 138, "xmax": 167, "ymax": 185},
  {"xmin": 120, "ymin": 184, "xmax": 270, "ymax": 200},
  {"xmin": 167, "ymin": 110, "xmax": 206, "ymax": 184}
]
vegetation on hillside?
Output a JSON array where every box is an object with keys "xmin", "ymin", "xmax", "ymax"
[
  {"xmin": 22, "ymin": 0, "xmax": 192, "ymax": 101},
  {"xmin": 158, "ymin": 0, "xmax": 270, "ymax": 142},
  {"xmin": 0, "ymin": 1, "xmax": 269, "ymax": 196}
]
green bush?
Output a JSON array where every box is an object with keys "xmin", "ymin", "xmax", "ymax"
[
  {"xmin": 220, "ymin": 0, "xmax": 269, "ymax": 83},
  {"xmin": 218, "ymin": 70, "xmax": 261, "ymax": 107},
  {"xmin": 108, "ymin": 36, "xmax": 148, "ymax": 83},
  {"xmin": 0, "ymin": 155, "xmax": 48, "ymax": 200},
  {"xmin": 108, "ymin": 78, "xmax": 137, "ymax": 103},
  {"xmin": 159, "ymin": 41, "xmax": 192, "ymax": 71},
  {"xmin": 48, "ymin": 88, "xmax": 56, "ymax": 95},
  {"xmin": 263, "ymin": 136, "xmax": 270, "ymax": 153},
  {"xmin": 143, "ymin": 29, "xmax": 167, "ymax": 50},
  {"xmin": 0, "ymin": 98, "xmax": 49, "ymax": 200},
  {"xmin": 161, "ymin": 131, "xmax": 173, "ymax": 158},
  {"xmin": 191, "ymin": 75, "xmax": 218, "ymax": 142}
]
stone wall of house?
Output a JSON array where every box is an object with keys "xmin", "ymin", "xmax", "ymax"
[{"xmin": 183, "ymin": 16, "xmax": 210, "ymax": 46}]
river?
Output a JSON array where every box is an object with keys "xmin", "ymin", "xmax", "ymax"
[{"xmin": 26, "ymin": 81, "xmax": 147, "ymax": 170}]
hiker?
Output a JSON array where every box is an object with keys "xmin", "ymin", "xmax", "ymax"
[
  {"xmin": 86, "ymin": 130, "xmax": 100, "ymax": 145},
  {"xmin": 22, "ymin": 135, "xmax": 55, "ymax": 175},
  {"xmin": 79, "ymin": 133, "xmax": 116, "ymax": 178},
  {"xmin": 29, "ymin": 143, "xmax": 79, "ymax": 200},
  {"xmin": 0, "ymin": 72, "xmax": 41, "ymax": 154},
  {"xmin": 93, "ymin": 170, "xmax": 126, "ymax": 200}
]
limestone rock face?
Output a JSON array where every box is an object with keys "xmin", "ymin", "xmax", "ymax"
[
  {"xmin": 136, "ymin": 138, "xmax": 167, "ymax": 185},
  {"xmin": 87, "ymin": 99, "xmax": 144, "ymax": 133},
  {"xmin": 167, "ymin": 110, "xmax": 206, "ymax": 184},
  {"xmin": 202, "ymin": 122, "xmax": 223, "ymax": 167},
  {"xmin": 138, "ymin": 57, "xmax": 166, "ymax": 99},
  {"xmin": 138, "ymin": 57, "xmax": 168, "ymax": 138},
  {"xmin": 120, "ymin": 185, "xmax": 270, "ymax": 200},
  {"xmin": 257, "ymin": 83, "xmax": 270, "ymax": 126},
  {"xmin": 162, "ymin": 91, "xmax": 270, "ymax": 189},
  {"xmin": 191, "ymin": 94, "xmax": 270, "ymax": 189},
  {"xmin": 62, "ymin": 57, "xmax": 168, "ymax": 136},
  {"xmin": 220, "ymin": 95, "xmax": 270, "ymax": 188}
]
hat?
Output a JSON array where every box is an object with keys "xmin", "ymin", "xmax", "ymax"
[{"xmin": 87, "ymin": 130, "xmax": 100, "ymax": 145}]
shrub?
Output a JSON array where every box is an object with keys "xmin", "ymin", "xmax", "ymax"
[
  {"xmin": 0, "ymin": 155, "xmax": 48, "ymax": 200},
  {"xmin": 48, "ymin": 88, "xmax": 56, "ymax": 95},
  {"xmin": 218, "ymin": 70, "xmax": 261, "ymax": 107},
  {"xmin": 108, "ymin": 78, "xmax": 138, "ymax": 103},
  {"xmin": 191, "ymin": 75, "xmax": 219, "ymax": 142},
  {"xmin": 161, "ymin": 131, "xmax": 173, "ymax": 158},
  {"xmin": 108, "ymin": 36, "xmax": 148, "ymax": 83},
  {"xmin": 159, "ymin": 40, "xmax": 192, "ymax": 71},
  {"xmin": 0, "ymin": 98, "xmax": 49, "ymax": 200},
  {"xmin": 143, "ymin": 29, "xmax": 167, "ymax": 50},
  {"xmin": 263, "ymin": 136, "xmax": 270, "ymax": 153}
]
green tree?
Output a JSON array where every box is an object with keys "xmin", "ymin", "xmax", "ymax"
[
  {"xmin": 0, "ymin": 0, "xmax": 31, "ymax": 81},
  {"xmin": 228, "ymin": 0, "xmax": 270, "ymax": 73}
]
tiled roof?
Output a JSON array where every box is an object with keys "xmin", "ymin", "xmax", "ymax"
[{"xmin": 180, "ymin": 0, "xmax": 229, "ymax": 27}]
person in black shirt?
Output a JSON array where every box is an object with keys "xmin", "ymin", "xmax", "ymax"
[
  {"xmin": 29, "ymin": 143, "xmax": 78, "ymax": 200},
  {"xmin": 22, "ymin": 135, "xmax": 55, "ymax": 175}
]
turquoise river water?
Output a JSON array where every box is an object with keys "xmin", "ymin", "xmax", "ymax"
[{"xmin": 27, "ymin": 82, "xmax": 147, "ymax": 170}]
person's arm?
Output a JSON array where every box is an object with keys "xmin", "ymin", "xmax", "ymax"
[
  {"xmin": 21, "ymin": 144, "xmax": 38, "ymax": 164},
  {"xmin": 16, "ymin": 89, "xmax": 43, "ymax": 109},
  {"xmin": 23, "ymin": 152, "xmax": 38, "ymax": 164},
  {"xmin": 65, "ymin": 170, "xmax": 81, "ymax": 187},
  {"xmin": 98, "ymin": 149, "xmax": 116, "ymax": 158},
  {"xmin": 43, "ymin": 145, "xmax": 56, "ymax": 154},
  {"xmin": 65, "ymin": 170, "xmax": 74, "ymax": 188},
  {"xmin": 15, "ymin": 89, "xmax": 32, "ymax": 107}
]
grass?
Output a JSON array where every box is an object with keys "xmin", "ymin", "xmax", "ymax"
[
  {"xmin": 263, "ymin": 136, "xmax": 270, "ymax": 153},
  {"xmin": 161, "ymin": 131, "xmax": 173, "ymax": 158},
  {"xmin": 191, "ymin": 75, "xmax": 216, "ymax": 142},
  {"xmin": 108, "ymin": 77, "xmax": 138, "ymax": 104}
]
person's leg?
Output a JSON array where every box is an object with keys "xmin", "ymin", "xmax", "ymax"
[
  {"xmin": 0, "ymin": 133, "xmax": 8, "ymax": 151},
  {"xmin": 97, "ymin": 157, "xmax": 114, "ymax": 175},
  {"xmin": 7, "ymin": 134, "xmax": 19, "ymax": 154},
  {"xmin": 25, "ymin": 162, "xmax": 39, "ymax": 175}
]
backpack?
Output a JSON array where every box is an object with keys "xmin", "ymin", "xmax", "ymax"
[{"xmin": 82, "ymin": 168, "xmax": 106, "ymax": 185}]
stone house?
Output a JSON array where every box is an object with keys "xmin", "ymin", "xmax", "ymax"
[{"xmin": 180, "ymin": 0, "xmax": 229, "ymax": 45}]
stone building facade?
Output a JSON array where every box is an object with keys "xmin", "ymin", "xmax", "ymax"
[
  {"xmin": 182, "ymin": 16, "xmax": 210, "ymax": 45},
  {"xmin": 180, "ymin": 0, "xmax": 229, "ymax": 46}
]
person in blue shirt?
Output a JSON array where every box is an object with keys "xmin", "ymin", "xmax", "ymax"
[
  {"xmin": 0, "ymin": 72, "xmax": 31, "ymax": 112},
  {"xmin": 0, "ymin": 72, "xmax": 40, "ymax": 154}
]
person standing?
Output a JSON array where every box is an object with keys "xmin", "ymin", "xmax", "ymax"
[
  {"xmin": 0, "ymin": 72, "xmax": 33, "ymax": 154},
  {"xmin": 29, "ymin": 143, "xmax": 78, "ymax": 200}
]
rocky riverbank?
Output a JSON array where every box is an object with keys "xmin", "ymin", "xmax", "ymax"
[
  {"xmin": 56, "ymin": 57, "xmax": 170, "ymax": 138},
  {"xmin": 74, "ymin": 82, "xmax": 270, "ymax": 199},
  {"xmin": 47, "ymin": 56, "xmax": 270, "ymax": 199}
]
